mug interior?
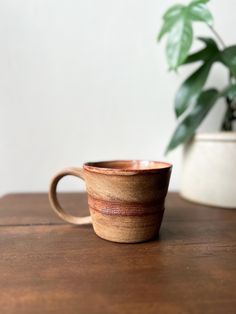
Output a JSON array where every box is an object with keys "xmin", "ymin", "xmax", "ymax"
[{"xmin": 84, "ymin": 160, "xmax": 172, "ymax": 174}]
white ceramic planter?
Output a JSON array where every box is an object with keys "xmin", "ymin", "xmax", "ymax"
[{"xmin": 181, "ymin": 132, "xmax": 236, "ymax": 208}]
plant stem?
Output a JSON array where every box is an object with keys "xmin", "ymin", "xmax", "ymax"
[
  {"xmin": 208, "ymin": 25, "xmax": 226, "ymax": 48},
  {"xmin": 221, "ymin": 97, "xmax": 235, "ymax": 131}
]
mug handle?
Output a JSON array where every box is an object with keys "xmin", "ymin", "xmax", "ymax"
[{"xmin": 49, "ymin": 167, "xmax": 92, "ymax": 225}]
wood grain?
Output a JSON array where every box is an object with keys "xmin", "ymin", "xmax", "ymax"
[{"xmin": 0, "ymin": 193, "xmax": 235, "ymax": 314}]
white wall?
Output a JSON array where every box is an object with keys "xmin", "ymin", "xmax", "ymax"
[{"xmin": 1, "ymin": 0, "xmax": 235, "ymax": 195}]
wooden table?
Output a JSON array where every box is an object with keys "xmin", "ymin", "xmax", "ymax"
[{"xmin": 0, "ymin": 193, "xmax": 235, "ymax": 314}]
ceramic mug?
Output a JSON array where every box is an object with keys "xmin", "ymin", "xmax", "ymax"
[{"xmin": 49, "ymin": 160, "xmax": 172, "ymax": 243}]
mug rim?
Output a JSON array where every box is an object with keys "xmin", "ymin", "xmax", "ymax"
[{"xmin": 84, "ymin": 160, "xmax": 172, "ymax": 175}]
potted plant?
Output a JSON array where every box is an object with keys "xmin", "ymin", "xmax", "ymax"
[{"xmin": 158, "ymin": 0, "xmax": 236, "ymax": 207}]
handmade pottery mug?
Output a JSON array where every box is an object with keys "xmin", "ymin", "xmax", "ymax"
[{"xmin": 49, "ymin": 160, "xmax": 172, "ymax": 243}]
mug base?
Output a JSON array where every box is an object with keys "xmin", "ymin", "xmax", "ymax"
[
  {"xmin": 94, "ymin": 231, "xmax": 160, "ymax": 243},
  {"xmin": 90, "ymin": 208, "xmax": 164, "ymax": 244}
]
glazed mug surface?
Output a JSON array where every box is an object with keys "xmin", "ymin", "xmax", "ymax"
[{"xmin": 49, "ymin": 160, "xmax": 172, "ymax": 243}]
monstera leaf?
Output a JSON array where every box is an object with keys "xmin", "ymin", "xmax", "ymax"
[
  {"xmin": 188, "ymin": 1, "xmax": 213, "ymax": 24},
  {"xmin": 158, "ymin": 5, "xmax": 185, "ymax": 41},
  {"xmin": 166, "ymin": 89, "xmax": 219, "ymax": 153},
  {"xmin": 158, "ymin": 0, "xmax": 213, "ymax": 70},
  {"xmin": 220, "ymin": 84, "xmax": 236, "ymax": 101},
  {"xmin": 183, "ymin": 37, "xmax": 218, "ymax": 64},
  {"xmin": 175, "ymin": 61, "xmax": 213, "ymax": 117},
  {"xmin": 158, "ymin": 0, "xmax": 236, "ymax": 153},
  {"xmin": 191, "ymin": 0, "xmax": 210, "ymax": 3},
  {"xmin": 166, "ymin": 16, "xmax": 193, "ymax": 70},
  {"xmin": 174, "ymin": 37, "xmax": 219, "ymax": 117},
  {"xmin": 220, "ymin": 46, "xmax": 236, "ymax": 79}
]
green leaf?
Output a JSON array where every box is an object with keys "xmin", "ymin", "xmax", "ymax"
[
  {"xmin": 158, "ymin": 5, "xmax": 184, "ymax": 41},
  {"xmin": 183, "ymin": 37, "xmax": 218, "ymax": 64},
  {"xmin": 220, "ymin": 46, "xmax": 236, "ymax": 79},
  {"xmin": 158, "ymin": 2, "xmax": 213, "ymax": 69},
  {"xmin": 163, "ymin": 4, "xmax": 184, "ymax": 20},
  {"xmin": 197, "ymin": 37, "xmax": 219, "ymax": 49},
  {"xmin": 166, "ymin": 89, "xmax": 218, "ymax": 153},
  {"xmin": 158, "ymin": 15, "xmax": 180, "ymax": 41},
  {"xmin": 175, "ymin": 60, "xmax": 213, "ymax": 117},
  {"xmin": 183, "ymin": 48, "xmax": 209, "ymax": 64},
  {"xmin": 191, "ymin": 0, "xmax": 210, "ymax": 3},
  {"xmin": 166, "ymin": 15, "xmax": 193, "ymax": 70},
  {"xmin": 198, "ymin": 37, "xmax": 215, "ymax": 45},
  {"xmin": 220, "ymin": 84, "xmax": 236, "ymax": 101},
  {"xmin": 188, "ymin": 2, "xmax": 213, "ymax": 25}
]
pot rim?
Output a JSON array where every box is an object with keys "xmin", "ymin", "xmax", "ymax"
[{"xmin": 194, "ymin": 132, "xmax": 236, "ymax": 142}]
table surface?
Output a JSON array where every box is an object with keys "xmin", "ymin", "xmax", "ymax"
[{"xmin": 0, "ymin": 193, "xmax": 235, "ymax": 314}]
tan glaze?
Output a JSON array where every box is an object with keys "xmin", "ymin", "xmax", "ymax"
[{"xmin": 49, "ymin": 160, "xmax": 172, "ymax": 243}]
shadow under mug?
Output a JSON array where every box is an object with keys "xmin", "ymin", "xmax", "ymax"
[{"xmin": 49, "ymin": 160, "xmax": 172, "ymax": 243}]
